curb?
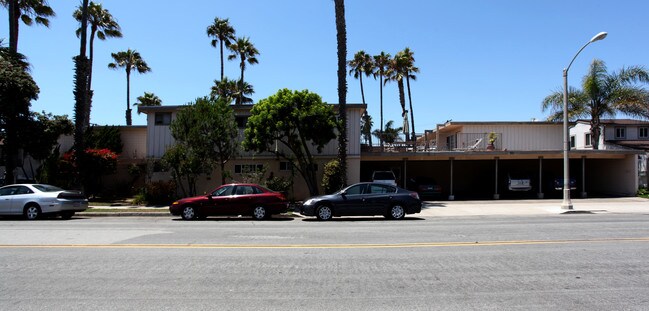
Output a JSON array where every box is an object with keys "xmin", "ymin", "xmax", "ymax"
[{"xmin": 77, "ymin": 212, "xmax": 303, "ymax": 218}]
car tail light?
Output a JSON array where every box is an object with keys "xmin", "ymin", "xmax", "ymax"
[{"xmin": 409, "ymin": 192, "xmax": 420, "ymax": 200}]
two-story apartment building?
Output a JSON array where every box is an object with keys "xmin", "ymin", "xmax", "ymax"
[
  {"xmin": 138, "ymin": 104, "xmax": 366, "ymax": 200},
  {"xmin": 571, "ymin": 119, "xmax": 649, "ymax": 188}
]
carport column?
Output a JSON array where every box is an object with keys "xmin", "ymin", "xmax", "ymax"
[
  {"xmin": 537, "ymin": 157, "xmax": 544, "ymax": 199},
  {"xmin": 581, "ymin": 156, "xmax": 587, "ymax": 198},
  {"xmin": 402, "ymin": 157, "xmax": 408, "ymax": 189},
  {"xmin": 448, "ymin": 157, "xmax": 455, "ymax": 200},
  {"xmin": 493, "ymin": 157, "xmax": 499, "ymax": 200}
]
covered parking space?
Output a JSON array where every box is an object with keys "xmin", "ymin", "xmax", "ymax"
[{"xmin": 360, "ymin": 150, "xmax": 640, "ymax": 200}]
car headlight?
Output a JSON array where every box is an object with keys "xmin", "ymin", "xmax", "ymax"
[{"xmin": 304, "ymin": 199, "xmax": 314, "ymax": 206}]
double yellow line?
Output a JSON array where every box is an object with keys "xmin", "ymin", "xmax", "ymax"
[{"xmin": 1, "ymin": 237, "xmax": 649, "ymax": 249}]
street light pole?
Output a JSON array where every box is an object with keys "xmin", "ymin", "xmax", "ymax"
[{"xmin": 561, "ymin": 32, "xmax": 607, "ymax": 210}]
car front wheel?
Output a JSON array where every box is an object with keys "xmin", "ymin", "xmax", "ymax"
[
  {"xmin": 252, "ymin": 206, "xmax": 268, "ymax": 220},
  {"xmin": 387, "ymin": 204, "xmax": 405, "ymax": 220},
  {"xmin": 24, "ymin": 204, "xmax": 41, "ymax": 220},
  {"xmin": 181, "ymin": 206, "xmax": 197, "ymax": 220},
  {"xmin": 316, "ymin": 205, "xmax": 333, "ymax": 221}
]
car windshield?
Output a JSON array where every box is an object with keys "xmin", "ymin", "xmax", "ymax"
[
  {"xmin": 31, "ymin": 184, "xmax": 64, "ymax": 192},
  {"xmin": 373, "ymin": 172, "xmax": 395, "ymax": 180}
]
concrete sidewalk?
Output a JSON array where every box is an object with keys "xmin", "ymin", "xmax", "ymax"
[
  {"xmin": 419, "ymin": 197, "xmax": 649, "ymax": 217},
  {"xmin": 81, "ymin": 197, "xmax": 649, "ymax": 217}
]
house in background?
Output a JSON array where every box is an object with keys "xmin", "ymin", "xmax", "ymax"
[
  {"xmin": 571, "ymin": 119, "xmax": 649, "ymax": 188},
  {"xmin": 138, "ymin": 104, "xmax": 366, "ymax": 200}
]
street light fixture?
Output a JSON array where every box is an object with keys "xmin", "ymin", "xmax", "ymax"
[{"xmin": 561, "ymin": 31, "xmax": 607, "ymax": 210}]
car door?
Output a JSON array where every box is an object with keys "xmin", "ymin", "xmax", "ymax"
[
  {"xmin": 0, "ymin": 186, "xmax": 18, "ymax": 215},
  {"xmin": 335, "ymin": 184, "xmax": 368, "ymax": 216},
  {"xmin": 207, "ymin": 185, "xmax": 236, "ymax": 216},
  {"xmin": 10, "ymin": 186, "xmax": 35, "ymax": 213},
  {"xmin": 231, "ymin": 185, "xmax": 256, "ymax": 215},
  {"xmin": 365, "ymin": 184, "xmax": 396, "ymax": 215}
]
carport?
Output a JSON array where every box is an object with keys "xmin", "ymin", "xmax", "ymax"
[{"xmin": 360, "ymin": 150, "xmax": 640, "ymax": 200}]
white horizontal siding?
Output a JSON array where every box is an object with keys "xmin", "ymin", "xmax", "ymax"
[{"xmin": 462, "ymin": 124, "xmax": 562, "ymax": 150}]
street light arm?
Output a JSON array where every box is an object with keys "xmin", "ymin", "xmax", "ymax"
[{"xmin": 565, "ymin": 32, "xmax": 607, "ymax": 73}]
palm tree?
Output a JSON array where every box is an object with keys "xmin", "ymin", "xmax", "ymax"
[
  {"xmin": 72, "ymin": 0, "xmax": 89, "ymax": 190},
  {"xmin": 361, "ymin": 112, "xmax": 373, "ymax": 146},
  {"xmin": 401, "ymin": 48, "xmax": 419, "ymax": 141},
  {"xmin": 385, "ymin": 52, "xmax": 409, "ymax": 140},
  {"xmin": 211, "ymin": 78, "xmax": 254, "ymax": 105},
  {"xmin": 373, "ymin": 120, "xmax": 402, "ymax": 145},
  {"xmin": 373, "ymin": 52, "xmax": 391, "ymax": 148},
  {"xmin": 74, "ymin": 1, "xmax": 122, "ymax": 128},
  {"xmin": 108, "ymin": 49, "xmax": 151, "ymax": 126},
  {"xmin": 135, "ymin": 92, "xmax": 162, "ymax": 113},
  {"xmin": 206, "ymin": 17, "xmax": 236, "ymax": 81},
  {"xmin": 334, "ymin": 0, "xmax": 348, "ymax": 187},
  {"xmin": 1, "ymin": 0, "xmax": 55, "ymax": 53},
  {"xmin": 542, "ymin": 59, "xmax": 649, "ymax": 149},
  {"xmin": 348, "ymin": 50, "xmax": 374, "ymax": 105},
  {"xmin": 227, "ymin": 37, "xmax": 259, "ymax": 105}
]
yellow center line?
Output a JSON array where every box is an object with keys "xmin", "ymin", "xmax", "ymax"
[{"xmin": 1, "ymin": 237, "xmax": 649, "ymax": 249}]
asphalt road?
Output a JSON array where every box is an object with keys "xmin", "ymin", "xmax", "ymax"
[{"xmin": 1, "ymin": 214, "xmax": 648, "ymax": 310}]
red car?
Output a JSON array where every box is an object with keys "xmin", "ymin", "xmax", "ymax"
[{"xmin": 169, "ymin": 183, "xmax": 288, "ymax": 220}]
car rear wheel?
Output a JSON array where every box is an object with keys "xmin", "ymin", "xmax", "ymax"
[
  {"xmin": 24, "ymin": 204, "xmax": 41, "ymax": 220},
  {"xmin": 60, "ymin": 211, "xmax": 75, "ymax": 220},
  {"xmin": 252, "ymin": 206, "xmax": 268, "ymax": 220},
  {"xmin": 181, "ymin": 206, "xmax": 197, "ymax": 220},
  {"xmin": 387, "ymin": 204, "xmax": 405, "ymax": 220},
  {"xmin": 316, "ymin": 205, "xmax": 332, "ymax": 221}
]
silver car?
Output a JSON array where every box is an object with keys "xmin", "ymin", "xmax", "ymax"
[{"xmin": 0, "ymin": 184, "xmax": 88, "ymax": 220}]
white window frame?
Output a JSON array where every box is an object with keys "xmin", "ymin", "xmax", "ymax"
[
  {"xmin": 585, "ymin": 133, "xmax": 592, "ymax": 147},
  {"xmin": 615, "ymin": 127, "xmax": 626, "ymax": 139},
  {"xmin": 639, "ymin": 127, "xmax": 649, "ymax": 139}
]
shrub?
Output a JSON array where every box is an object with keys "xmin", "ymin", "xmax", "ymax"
[
  {"xmin": 142, "ymin": 180, "xmax": 177, "ymax": 205},
  {"xmin": 322, "ymin": 159, "xmax": 343, "ymax": 194},
  {"xmin": 266, "ymin": 175, "xmax": 291, "ymax": 193}
]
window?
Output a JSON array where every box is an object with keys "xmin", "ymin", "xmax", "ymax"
[
  {"xmin": 344, "ymin": 184, "xmax": 366, "ymax": 195},
  {"xmin": 234, "ymin": 164, "xmax": 264, "ymax": 174},
  {"xmin": 615, "ymin": 127, "xmax": 626, "ymax": 139},
  {"xmin": 234, "ymin": 185, "xmax": 258, "ymax": 195},
  {"xmin": 154, "ymin": 112, "xmax": 172, "ymax": 125},
  {"xmin": 585, "ymin": 133, "xmax": 592, "ymax": 147},
  {"xmin": 369, "ymin": 184, "xmax": 396, "ymax": 194},
  {"xmin": 280, "ymin": 162, "xmax": 293, "ymax": 171},
  {"xmin": 212, "ymin": 185, "xmax": 234, "ymax": 196},
  {"xmin": 640, "ymin": 127, "xmax": 649, "ymax": 139},
  {"xmin": 570, "ymin": 136, "xmax": 575, "ymax": 148},
  {"xmin": 235, "ymin": 116, "xmax": 249, "ymax": 128}
]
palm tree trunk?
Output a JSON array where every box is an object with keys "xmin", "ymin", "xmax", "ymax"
[
  {"xmin": 84, "ymin": 28, "xmax": 97, "ymax": 129},
  {"xmin": 360, "ymin": 75, "xmax": 365, "ymax": 105},
  {"xmin": 398, "ymin": 80, "xmax": 408, "ymax": 141},
  {"xmin": 239, "ymin": 57, "xmax": 245, "ymax": 105},
  {"xmin": 8, "ymin": 0, "xmax": 18, "ymax": 53},
  {"xmin": 590, "ymin": 117, "xmax": 601, "ymax": 150},
  {"xmin": 406, "ymin": 75, "xmax": 415, "ymax": 141},
  {"xmin": 126, "ymin": 70, "xmax": 132, "ymax": 125},
  {"xmin": 334, "ymin": 0, "xmax": 347, "ymax": 188},
  {"xmin": 219, "ymin": 40, "xmax": 225, "ymax": 81},
  {"xmin": 379, "ymin": 75, "xmax": 384, "ymax": 148}
]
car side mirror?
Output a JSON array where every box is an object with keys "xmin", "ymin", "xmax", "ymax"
[{"xmin": 340, "ymin": 190, "xmax": 347, "ymax": 196}]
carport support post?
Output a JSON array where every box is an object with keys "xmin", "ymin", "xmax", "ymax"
[
  {"xmin": 493, "ymin": 157, "xmax": 499, "ymax": 200},
  {"xmin": 448, "ymin": 157, "xmax": 455, "ymax": 200},
  {"xmin": 402, "ymin": 158, "xmax": 408, "ymax": 189},
  {"xmin": 581, "ymin": 156, "xmax": 587, "ymax": 198},
  {"xmin": 537, "ymin": 157, "xmax": 544, "ymax": 199}
]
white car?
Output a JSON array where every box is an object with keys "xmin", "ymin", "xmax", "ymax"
[
  {"xmin": 372, "ymin": 171, "xmax": 397, "ymax": 187},
  {"xmin": 0, "ymin": 184, "xmax": 88, "ymax": 220}
]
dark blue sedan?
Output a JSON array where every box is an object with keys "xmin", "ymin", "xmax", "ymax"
[{"xmin": 301, "ymin": 182, "xmax": 422, "ymax": 221}]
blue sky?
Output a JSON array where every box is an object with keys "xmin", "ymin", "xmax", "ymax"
[{"xmin": 2, "ymin": 0, "xmax": 648, "ymax": 133}]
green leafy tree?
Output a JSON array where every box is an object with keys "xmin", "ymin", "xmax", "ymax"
[
  {"xmin": 348, "ymin": 50, "xmax": 374, "ymax": 105},
  {"xmin": 108, "ymin": 49, "xmax": 151, "ymax": 125},
  {"xmin": 542, "ymin": 59, "xmax": 649, "ymax": 149},
  {"xmin": 0, "ymin": 46, "xmax": 38, "ymax": 184},
  {"xmin": 227, "ymin": 37, "xmax": 259, "ymax": 105},
  {"xmin": 334, "ymin": 0, "xmax": 348, "ymax": 188},
  {"xmin": 74, "ymin": 1, "xmax": 122, "ymax": 128},
  {"xmin": 243, "ymin": 89, "xmax": 337, "ymax": 196},
  {"xmin": 206, "ymin": 17, "xmax": 236, "ymax": 81},
  {"xmin": 322, "ymin": 159, "xmax": 343, "ymax": 194},
  {"xmin": 135, "ymin": 91, "xmax": 162, "ymax": 112},
  {"xmin": 373, "ymin": 52, "xmax": 391, "ymax": 147},
  {"xmin": 1, "ymin": 0, "xmax": 55, "ymax": 53},
  {"xmin": 170, "ymin": 96, "xmax": 239, "ymax": 186},
  {"xmin": 20, "ymin": 112, "xmax": 73, "ymax": 181},
  {"xmin": 161, "ymin": 144, "xmax": 203, "ymax": 198},
  {"xmin": 373, "ymin": 120, "xmax": 402, "ymax": 145}
]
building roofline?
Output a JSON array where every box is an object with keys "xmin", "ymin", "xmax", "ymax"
[{"xmin": 138, "ymin": 103, "xmax": 367, "ymax": 114}]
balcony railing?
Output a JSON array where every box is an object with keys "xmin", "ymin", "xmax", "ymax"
[{"xmin": 361, "ymin": 132, "xmax": 502, "ymax": 153}]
